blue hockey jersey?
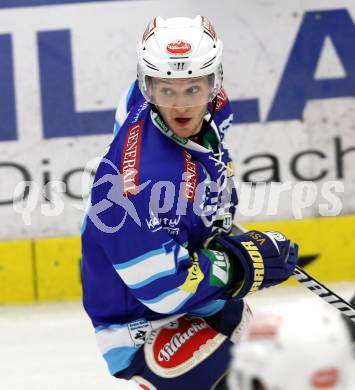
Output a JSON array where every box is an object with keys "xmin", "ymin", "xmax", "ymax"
[{"xmin": 81, "ymin": 81, "xmax": 238, "ymax": 375}]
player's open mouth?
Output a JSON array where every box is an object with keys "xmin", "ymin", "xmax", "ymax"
[{"xmin": 174, "ymin": 117, "xmax": 191, "ymax": 126}]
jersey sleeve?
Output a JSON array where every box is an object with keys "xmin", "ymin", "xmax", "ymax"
[
  {"xmin": 113, "ymin": 80, "xmax": 143, "ymax": 135},
  {"xmin": 88, "ymin": 174, "xmax": 235, "ymax": 316}
]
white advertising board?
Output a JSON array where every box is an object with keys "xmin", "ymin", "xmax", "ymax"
[{"xmin": 0, "ymin": 0, "xmax": 354, "ymax": 239}]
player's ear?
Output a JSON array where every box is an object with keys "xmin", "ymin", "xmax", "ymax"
[
  {"xmin": 146, "ymin": 76, "xmax": 154, "ymax": 99},
  {"xmin": 208, "ymin": 74, "xmax": 215, "ymax": 86}
]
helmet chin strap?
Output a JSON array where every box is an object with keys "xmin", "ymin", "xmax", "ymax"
[
  {"xmin": 207, "ymin": 96, "xmax": 218, "ymax": 127},
  {"xmin": 149, "ymin": 103, "xmax": 159, "ymax": 114}
]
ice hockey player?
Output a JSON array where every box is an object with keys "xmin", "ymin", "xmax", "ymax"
[
  {"xmin": 81, "ymin": 16, "xmax": 298, "ymax": 389},
  {"xmin": 228, "ymin": 303, "xmax": 355, "ymax": 390}
]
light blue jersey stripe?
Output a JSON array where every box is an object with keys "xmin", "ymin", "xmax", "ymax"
[
  {"xmin": 114, "ymin": 240, "xmax": 175, "ymax": 270},
  {"xmin": 113, "ymin": 121, "xmax": 121, "ymax": 136},
  {"xmin": 81, "ymin": 213, "xmax": 88, "ymax": 234},
  {"xmin": 189, "ymin": 300, "xmax": 226, "ymax": 317},
  {"xmin": 128, "ymin": 267, "xmax": 176, "ymax": 289},
  {"xmin": 126, "ymin": 82, "xmax": 135, "ymax": 107},
  {"xmin": 177, "ymin": 254, "xmax": 190, "ymax": 263},
  {"xmin": 95, "ymin": 323, "xmax": 127, "ymax": 333},
  {"xmin": 168, "ymin": 293, "xmax": 194, "ymax": 314},
  {"xmin": 114, "ymin": 247, "xmax": 165, "ymax": 270},
  {"xmin": 103, "ymin": 346, "xmax": 137, "ymax": 375},
  {"xmin": 81, "ymin": 197, "xmax": 92, "ymax": 234},
  {"xmin": 125, "ymin": 252, "xmax": 189, "ymax": 289}
]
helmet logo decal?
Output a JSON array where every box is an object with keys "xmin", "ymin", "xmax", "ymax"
[
  {"xmin": 310, "ymin": 368, "xmax": 339, "ymax": 388},
  {"xmin": 166, "ymin": 41, "xmax": 192, "ymax": 56},
  {"xmin": 143, "ymin": 17, "xmax": 157, "ymax": 42},
  {"xmin": 246, "ymin": 314, "xmax": 282, "ymax": 340},
  {"xmin": 201, "ymin": 16, "xmax": 216, "ymax": 40}
]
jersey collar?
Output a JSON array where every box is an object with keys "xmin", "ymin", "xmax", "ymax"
[{"xmin": 150, "ymin": 110, "xmax": 221, "ymax": 154}]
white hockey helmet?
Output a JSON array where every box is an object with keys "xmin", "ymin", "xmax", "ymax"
[
  {"xmin": 137, "ymin": 15, "xmax": 223, "ymax": 108},
  {"xmin": 228, "ymin": 303, "xmax": 355, "ymax": 390}
]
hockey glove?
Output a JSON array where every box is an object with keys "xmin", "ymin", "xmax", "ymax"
[{"xmin": 216, "ymin": 230, "xmax": 298, "ymax": 299}]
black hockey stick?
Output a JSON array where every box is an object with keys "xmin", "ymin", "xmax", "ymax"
[
  {"xmin": 233, "ymin": 223, "xmax": 355, "ymax": 323},
  {"xmin": 292, "ymin": 266, "xmax": 355, "ymax": 322}
]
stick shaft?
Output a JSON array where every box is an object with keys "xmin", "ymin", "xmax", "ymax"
[{"xmin": 292, "ymin": 266, "xmax": 355, "ymax": 322}]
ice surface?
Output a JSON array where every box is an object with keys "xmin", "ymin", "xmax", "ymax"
[{"xmin": 0, "ymin": 283, "xmax": 353, "ymax": 389}]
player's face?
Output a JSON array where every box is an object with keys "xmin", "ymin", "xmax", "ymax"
[{"xmin": 152, "ymin": 77, "xmax": 210, "ymax": 138}]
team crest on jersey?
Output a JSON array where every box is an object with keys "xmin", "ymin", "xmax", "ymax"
[
  {"xmin": 144, "ymin": 317, "xmax": 226, "ymax": 378},
  {"xmin": 120, "ymin": 120, "xmax": 143, "ymax": 195}
]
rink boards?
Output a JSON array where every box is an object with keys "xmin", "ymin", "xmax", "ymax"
[
  {"xmin": 0, "ymin": 0, "xmax": 354, "ymax": 240},
  {"xmin": 1, "ymin": 214, "xmax": 354, "ymax": 303},
  {"xmin": 0, "ymin": 0, "xmax": 354, "ymax": 304}
]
